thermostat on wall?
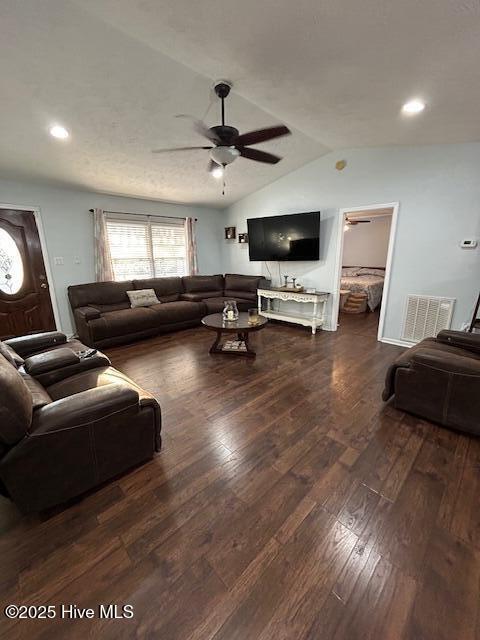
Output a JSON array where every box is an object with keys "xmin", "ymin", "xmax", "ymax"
[{"xmin": 460, "ymin": 239, "xmax": 477, "ymax": 249}]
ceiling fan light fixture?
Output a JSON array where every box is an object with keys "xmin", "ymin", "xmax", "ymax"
[
  {"xmin": 210, "ymin": 146, "xmax": 240, "ymax": 166},
  {"xmin": 211, "ymin": 164, "xmax": 224, "ymax": 179}
]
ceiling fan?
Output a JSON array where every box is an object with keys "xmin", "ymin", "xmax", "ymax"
[
  {"xmin": 345, "ymin": 216, "xmax": 372, "ymax": 226},
  {"xmin": 152, "ymin": 81, "xmax": 291, "ymax": 180}
]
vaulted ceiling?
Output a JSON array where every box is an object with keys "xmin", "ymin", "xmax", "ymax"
[{"xmin": 1, "ymin": 0, "xmax": 479, "ymax": 206}]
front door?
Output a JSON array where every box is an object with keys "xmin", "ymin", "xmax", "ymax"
[{"xmin": 0, "ymin": 209, "xmax": 56, "ymax": 339}]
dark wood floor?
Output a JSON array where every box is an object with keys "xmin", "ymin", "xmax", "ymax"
[{"xmin": 1, "ymin": 315, "xmax": 480, "ymax": 639}]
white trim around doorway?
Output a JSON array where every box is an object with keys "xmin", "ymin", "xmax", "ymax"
[
  {"xmin": 0, "ymin": 202, "xmax": 62, "ymax": 332},
  {"xmin": 331, "ymin": 201, "xmax": 400, "ymax": 343}
]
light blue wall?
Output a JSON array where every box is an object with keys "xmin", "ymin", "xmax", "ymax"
[
  {"xmin": 222, "ymin": 143, "xmax": 480, "ymax": 341},
  {"xmin": 0, "ymin": 178, "xmax": 224, "ymax": 335}
]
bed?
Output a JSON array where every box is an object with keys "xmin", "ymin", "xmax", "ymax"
[{"xmin": 340, "ymin": 267, "xmax": 385, "ymax": 311}]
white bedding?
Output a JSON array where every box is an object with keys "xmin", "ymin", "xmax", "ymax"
[{"xmin": 340, "ymin": 274, "xmax": 385, "ymax": 311}]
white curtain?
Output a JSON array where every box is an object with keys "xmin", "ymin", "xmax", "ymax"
[
  {"xmin": 93, "ymin": 208, "xmax": 114, "ymax": 281},
  {"xmin": 184, "ymin": 217, "xmax": 198, "ymax": 276}
]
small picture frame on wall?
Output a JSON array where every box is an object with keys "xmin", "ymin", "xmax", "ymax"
[
  {"xmin": 225, "ymin": 226, "xmax": 236, "ymax": 240},
  {"xmin": 238, "ymin": 233, "xmax": 248, "ymax": 244}
]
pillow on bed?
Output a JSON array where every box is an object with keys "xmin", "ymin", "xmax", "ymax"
[
  {"xmin": 342, "ymin": 267, "xmax": 360, "ymax": 276},
  {"xmin": 357, "ymin": 268, "xmax": 385, "ymax": 277}
]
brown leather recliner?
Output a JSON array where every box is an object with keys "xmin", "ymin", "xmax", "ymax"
[
  {"xmin": 0, "ymin": 332, "xmax": 161, "ymax": 513},
  {"xmin": 383, "ymin": 330, "xmax": 480, "ymax": 435}
]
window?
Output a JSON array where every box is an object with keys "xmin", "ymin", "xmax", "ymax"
[
  {"xmin": 106, "ymin": 216, "xmax": 186, "ymax": 281},
  {"xmin": 0, "ymin": 227, "xmax": 24, "ymax": 295}
]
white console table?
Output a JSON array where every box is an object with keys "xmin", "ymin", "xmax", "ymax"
[{"xmin": 257, "ymin": 288, "xmax": 329, "ymax": 335}]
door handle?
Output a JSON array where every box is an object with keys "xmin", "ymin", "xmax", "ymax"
[{"xmin": 40, "ymin": 283, "xmax": 48, "ymax": 289}]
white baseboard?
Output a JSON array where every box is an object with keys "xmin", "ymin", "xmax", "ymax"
[{"xmin": 379, "ymin": 337, "xmax": 412, "ymax": 348}]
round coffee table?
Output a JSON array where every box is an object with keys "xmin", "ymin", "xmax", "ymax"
[{"xmin": 201, "ymin": 312, "xmax": 268, "ymax": 358}]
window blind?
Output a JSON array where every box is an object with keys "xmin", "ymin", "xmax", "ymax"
[
  {"xmin": 106, "ymin": 217, "xmax": 186, "ymax": 281},
  {"xmin": 151, "ymin": 223, "xmax": 187, "ymax": 277}
]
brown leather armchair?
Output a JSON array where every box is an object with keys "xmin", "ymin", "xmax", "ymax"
[
  {"xmin": 0, "ymin": 332, "xmax": 161, "ymax": 513},
  {"xmin": 383, "ymin": 330, "xmax": 480, "ymax": 435}
]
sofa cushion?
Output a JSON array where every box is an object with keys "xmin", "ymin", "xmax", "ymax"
[
  {"xmin": 90, "ymin": 302, "xmax": 130, "ymax": 313},
  {"xmin": 133, "ymin": 277, "xmax": 183, "ymax": 303},
  {"xmin": 68, "ymin": 281, "xmax": 132, "ymax": 309},
  {"xmin": 149, "ymin": 301, "xmax": 204, "ymax": 324},
  {"xmin": 181, "ymin": 291, "xmax": 223, "ymax": 302},
  {"xmin": 24, "ymin": 348, "xmax": 80, "ymax": 377},
  {"xmin": 21, "ymin": 374, "xmax": 52, "ymax": 410},
  {"xmin": 223, "ymin": 289, "xmax": 257, "ymax": 302},
  {"xmin": 89, "ymin": 308, "xmax": 159, "ymax": 340},
  {"xmin": 0, "ymin": 355, "xmax": 32, "ymax": 446},
  {"xmin": 224, "ymin": 274, "xmax": 262, "ymax": 294},
  {"xmin": 182, "ymin": 275, "xmax": 224, "ymax": 293}
]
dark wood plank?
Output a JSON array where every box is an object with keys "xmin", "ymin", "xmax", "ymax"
[
  {"xmin": 333, "ymin": 495, "xmax": 392, "ymax": 603},
  {"xmin": 375, "ymin": 435, "xmax": 449, "ymax": 578},
  {"xmin": 211, "ymin": 506, "xmax": 356, "ymax": 640},
  {"xmin": 337, "ymin": 482, "xmax": 380, "ymax": 536},
  {"xmin": 442, "ymin": 438, "xmax": 480, "ymax": 548},
  {"xmin": 408, "ymin": 527, "xmax": 480, "ymax": 640},
  {"xmin": 332, "ymin": 557, "xmax": 417, "ymax": 640}
]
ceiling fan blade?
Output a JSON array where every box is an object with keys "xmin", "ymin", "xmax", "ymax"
[
  {"xmin": 238, "ymin": 146, "xmax": 282, "ymax": 164},
  {"xmin": 151, "ymin": 146, "xmax": 213, "ymax": 153},
  {"xmin": 175, "ymin": 114, "xmax": 220, "ymax": 144},
  {"xmin": 235, "ymin": 125, "xmax": 291, "ymax": 147},
  {"xmin": 346, "ymin": 218, "xmax": 371, "ymax": 225},
  {"xmin": 193, "ymin": 120, "xmax": 221, "ymax": 144}
]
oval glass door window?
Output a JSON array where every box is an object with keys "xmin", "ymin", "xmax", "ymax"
[{"xmin": 0, "ymin": 227, "xmax": 24, "ymax": 295}]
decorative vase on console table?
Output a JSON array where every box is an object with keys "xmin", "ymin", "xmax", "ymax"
[{"xmin": 223, "ymin": 300, "xmax": 239, "ymax": 322}]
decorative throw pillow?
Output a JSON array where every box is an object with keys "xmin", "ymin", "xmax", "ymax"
[
  {"xmin": 357, "ymin": 268, "xmax": 385, "ymax": 277},
  {"xmin": 126, "ymin": 289, "xmax": 160, "ymax": 308},
  {"xmin": 342, "ymin": 267, "xmax": 360, "ymax": 276}
]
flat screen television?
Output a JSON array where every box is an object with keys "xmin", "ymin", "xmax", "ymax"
[{"xmin": 247, "ymin": 211, "xmax": 320, "ymax": 261}]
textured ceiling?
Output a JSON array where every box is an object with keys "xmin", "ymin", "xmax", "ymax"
[{"xmin": 1, "ymin": 0, "xmax": 480, "ymax": 207}]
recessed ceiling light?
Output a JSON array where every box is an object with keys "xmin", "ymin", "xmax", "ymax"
[
  {"xmin": 49, "ymin": 125, "xmax": 69, "ymax": 139},
  {"xmin": 402, "ymin": 100, "xmax": 425, "ymax": 115}
]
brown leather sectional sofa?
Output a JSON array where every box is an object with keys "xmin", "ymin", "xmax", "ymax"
[
  {"xmin": 68, "ymin": 273, "xmax": 269, "ymax": 348},
  {"xmin": 0, "ymin": 331, "xmax": 161, "ymax": 513},
  {"xmin": 383, "ymin": 329, "xmax": 480, "ymax": 435}
]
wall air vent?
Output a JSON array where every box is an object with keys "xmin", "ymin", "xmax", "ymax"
[{"xmin": 401, "ymin": 295, "xmax": 455, "ymax": 343}]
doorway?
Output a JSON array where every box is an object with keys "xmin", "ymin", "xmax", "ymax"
[
  {"xmin": 332, "ymin": 203, "xmax": 399, "ymax": 340},
  {"xmin": 0, "ymin": 208, "xmax": 57, "ymax": 339}
]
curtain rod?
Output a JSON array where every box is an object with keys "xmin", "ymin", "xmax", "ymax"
[{"xmin": 89, "ymin": 209, "xmax": 197, "ymax": 221}]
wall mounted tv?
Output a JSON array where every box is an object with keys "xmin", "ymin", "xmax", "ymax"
[{"xmin": 247, "ymin": 211, "xmax": 320, "ymax": 261}]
